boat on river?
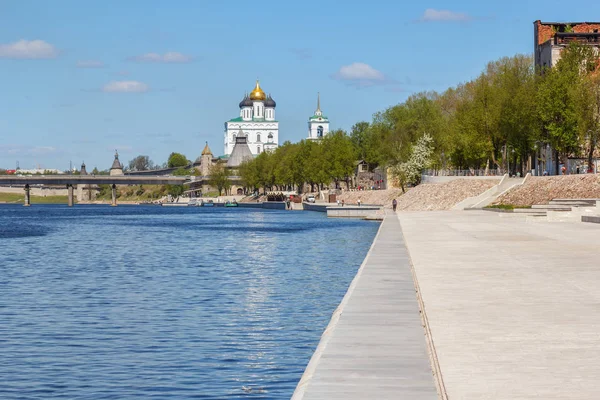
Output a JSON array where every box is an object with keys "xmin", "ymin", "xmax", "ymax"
[
  {"xmin": 225, "ymin": 201, "xmax": 238, "ymax": 207},
  {"xmin": 201, "ymin": 200, "xmax": 214, "ymax": 207}
]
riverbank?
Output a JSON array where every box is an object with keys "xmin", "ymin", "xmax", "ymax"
[
  {"xmin": 292, "ymin": 213, "xmax": 437, "ymax": 399},
  {"xmin": 0, "ymin": 193, "xmax": 70, "ymax": 204}
]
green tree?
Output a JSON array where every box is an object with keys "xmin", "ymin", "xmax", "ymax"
[
  {"xmin": 172, "ymin": 167, "xmax": 191, "ymax": 176},
  {"xmin": 322, "ymin": 130, "xmax": 356, "ymax": 189},
  {"xmin": 208, "ymin": 163, "xmax": 231, "ymax": 196},
  {"xmin": 576, "ymin": 73, "xmax": 600, "ymax": 171},
  {"xmin": 165, "ymin": 184, "xmax": 184, "ymax": 197},
  {"xmin": 128, "ymin": 155, "xmax": 154, "ymax": 171},
  {"xmin": 167, "ymin": 152, "xmax": 189, "ymax": 168}
]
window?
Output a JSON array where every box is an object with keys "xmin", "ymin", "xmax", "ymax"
[
  {"xmin": 317, "ymin": 126, "xmax": 324, "ymax": 137},
  {"xmin": 268, "ymin": 133, "xmax": 273, "ymax": 142},
  {"xmin": 257, "ymin": 133, "xmax": 261, "ymax": 142},
  {"xmin": 257, "ymin": 146, "xmax": 261, "ymax": 154},
  {"xmin": 233, "ymin": 133, "xmax": 237, "ymax": 141}
]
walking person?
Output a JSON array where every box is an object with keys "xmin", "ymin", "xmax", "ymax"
[
  {"xmin": 392, "ymin": 198, "xmax": 397, "ymax": 212},
  {"xmin": 357, "ymin": 197, "xmax": 361, "ymax": 207}
]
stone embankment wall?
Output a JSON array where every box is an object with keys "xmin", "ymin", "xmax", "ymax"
[
  {"xmin": 395, "ymin": 179, "xmax": 500, "ymax": 211},
  {"xmin": 494, "ymin": 175, "xmax": 600, "ymax": 207},
  {"xmin": 337, "ymin": 189, "xmax": 404, "ymax": 208},
  {"xmin": 237, "ymin": 202, "xmax": 286, "ymax": 210}
]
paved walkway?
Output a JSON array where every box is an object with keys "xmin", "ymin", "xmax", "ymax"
[
  {"xmin": 293, "ymin": 214, "xmax": 438, "ymax": 399},
  {"xmin": 399, "ymin": 211, "xmax": 600, "ymax": 399}
]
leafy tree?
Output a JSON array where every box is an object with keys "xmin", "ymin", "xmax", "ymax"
[
  {"xmin": 208, "ymin": 163, "xmax": 231, "ymax": 196},
  {"xmin": 536, "ymin": 44, "xmax": 598, "ymax": 174},
  {"xmin": 172, "ymin": 167, "xmax": 191, "ymax": 176},
  {"xmin": 576, "ymin": 74, "xmax": 600, "ymax": 171},
  {"xmin": 165, "ymin": 185, "xmax": 184, "ymax": 197},
  {"xmin": 128, "ymin": 155, "xmax": 154, "ymax": 171},
  {"xmin": 167, "ymin": 152, "xmax": 189, "ymax": 168},
  {"xmin": 391, "ymin": 133, "xmax": 434, "ymax": 191},
  {"xmin": 322, "ymin": 129, "xmax": 356, "ymax": 189}
]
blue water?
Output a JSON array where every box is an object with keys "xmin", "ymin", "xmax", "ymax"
[{"xmin": 0, "ymin": 205, "xmax": 379, "ymax": 399}]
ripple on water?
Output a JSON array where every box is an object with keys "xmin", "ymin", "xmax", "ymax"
[{"xmin": 0, "ymin": 205, "xmax": 379, "ymax": 399}]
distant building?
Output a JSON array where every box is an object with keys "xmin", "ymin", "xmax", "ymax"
[
  {"xmin": 188, "ymin": 139, "xmax": 249, "ymax": 196},
  {"xmin": 224, "ymin": 80, "xmax": 278, "ymax": 157},
  {"xmin": 307, "ymin": 93, "xmax": 330, "ymax": 141},
  {"xmin": 109, "ymin": 150, "xmax": 124, "ymax": 176},
  {"xmin": 534, "ymin": 20, "xmax": 600, "ymax": 69},
  {"xmin": 534, "ymin": 21, "xmax": 600, "ymax": 175}
]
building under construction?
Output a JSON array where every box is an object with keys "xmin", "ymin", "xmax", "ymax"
[{"xmin": 534, "ymin": 21, "xmax": 600, "ymax": 68}]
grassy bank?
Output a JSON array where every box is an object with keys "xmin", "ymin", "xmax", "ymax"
[{"xmin": 0, "ymin": 193, "xmax": 71, "ymax": 204}]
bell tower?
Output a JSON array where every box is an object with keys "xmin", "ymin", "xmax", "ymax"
[{"xmin": 308, "ymin": 92, "xmax": 330, "ymax": 141}]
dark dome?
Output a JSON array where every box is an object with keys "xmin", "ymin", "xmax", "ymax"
[
  {"xmin": 239, "ymin": 94, "xmax": 253, "ymax": 108},
  {"xmin": 264, "ymin": 94, "xmax": 276, "ymax": 108}
]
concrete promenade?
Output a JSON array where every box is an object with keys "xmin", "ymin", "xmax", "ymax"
[
  {"xmin": 399, "ymin": 211, "xmax": 600, "ymax": 399},
  {"xmin": 292, "ymin": 214, "xmax": 438, "ymax": 399}
]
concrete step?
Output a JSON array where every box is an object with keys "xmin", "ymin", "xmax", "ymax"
[
  {"xmin": 582, "ymin": 215, "xmax": 600, "ymax": 224},
  {"xmin": 550, "ymin": 199, "xmax": 597, "ymax": 206},
  {"xmin": 512, "ymin": 208, "xmax": 546, "ymax": 214},
  {"xmin": 531, "ymin": 205, "xmax": 572, "ymax": 211}
]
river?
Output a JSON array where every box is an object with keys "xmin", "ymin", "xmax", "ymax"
[{"xmin": 0, "ymin": 205, "xmax": 379, "ymax": 399}]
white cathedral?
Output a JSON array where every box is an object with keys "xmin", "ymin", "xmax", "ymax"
[
  {"xmin": 223, "ymin": 81, "xmax": 330, "ymax": 156},
  {"xmin": 224, "ymin": 80, "xmax": 279, "ymax": 156}
]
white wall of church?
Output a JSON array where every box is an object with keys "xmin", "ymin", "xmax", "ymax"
[{"xmin": 224, "ymin": 122, "xmax": 279, "ymax": 156}]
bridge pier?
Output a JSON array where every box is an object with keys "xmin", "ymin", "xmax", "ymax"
[
  {"xmin": 67, "ymin": 184, "xmax": 74, "ymax": 207},
  {"xmin": 111, "ymin": 184, "xmax": 117, "ymax": 207},
  {"xmin": 24, "ymin": 184, "xmax": 31, "ymax": 207}
]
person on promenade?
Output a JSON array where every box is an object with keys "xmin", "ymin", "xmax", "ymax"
[
  {"xmin": 357, "ymin": 197, "xmax": 361, "ymax": 207},
  {"xmin": 392, "ymin": 198, "xmax": 397, "ymax": 212},
  {"xmin": 341, "ymin": 199, "xmax": 345, "ymax": 207}
]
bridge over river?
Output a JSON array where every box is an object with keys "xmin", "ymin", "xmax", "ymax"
[{"xmin": 0, "ymin": 176, "xmax": 188, "ymax": 206}]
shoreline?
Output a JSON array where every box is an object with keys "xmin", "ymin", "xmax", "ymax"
[{"xmin": 292, "ymin": 212, "xmax": 437, "ymax": 399}]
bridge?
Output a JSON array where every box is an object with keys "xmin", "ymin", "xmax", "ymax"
[{"xmin": 0, "ymin": 176, "xmax": 188, "ymax": 206}]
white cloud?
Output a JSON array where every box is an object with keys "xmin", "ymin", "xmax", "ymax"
[
  {"xmin": 420, "ymin": 9, "xmax": 471, "ymax": 22},
  {"xmin": 129, "ymin": 51, "xmax": 192, "ymax": 63},
  {"xmin": 102, "ymin": 80, "xmax": 149, "ymax": 93},
  {"xmin": 0, "ymin": 39, "xmax": 58, "ymax": 59},
  {"xmin": 332, "ymin": 62, "xmax": 393, "ymax": 87},
  {"xmin": 76, "ymin": 60, "xmax": 105, "ymax": 68},
  {"xmin": 335, "ymin": 62, "xmax": 385, "ymax": 81}
]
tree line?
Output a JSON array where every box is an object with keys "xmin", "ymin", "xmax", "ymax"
[
  {"xmin": 238, "ymin": 130, "xmax": 356, "ymax": 194},
  {"xmin": 238, "ymin": 43, "xmax": 600, "ymax": 194},
  {"xmin": 354, "ymin": 43, "xmax": 600, "ymax": 179}
]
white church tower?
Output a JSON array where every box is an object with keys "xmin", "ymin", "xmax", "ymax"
[{"xmin": 307, "ymin": 92, "xmax": 330, "ymax": 140}]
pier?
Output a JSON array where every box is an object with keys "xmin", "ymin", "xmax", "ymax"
[{"xmin": 292, "ymin": 213, "xmax": 438, "ymax": 399}]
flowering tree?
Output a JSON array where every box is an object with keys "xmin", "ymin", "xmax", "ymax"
[{"xmin": 392, "ymin": 133, "xmax": 434, "ymax": 192}]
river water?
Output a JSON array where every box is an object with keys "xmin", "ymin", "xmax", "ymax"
[{"xmin": 0, "ymin": 205, "xmax": 379, "ymax": 399}]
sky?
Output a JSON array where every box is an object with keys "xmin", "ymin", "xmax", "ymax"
[{"xmin": 1, "ymin": 0, "xmax": 599, "ymax": 171}]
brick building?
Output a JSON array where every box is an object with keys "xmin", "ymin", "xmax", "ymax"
[{"xmin": 534, "ymin": 20, "xmax": 600, "ymax": 68}]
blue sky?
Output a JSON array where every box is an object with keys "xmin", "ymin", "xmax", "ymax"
[{"xmin": 0, "ymin": 0, "xmax": 597, "ymax": 171}]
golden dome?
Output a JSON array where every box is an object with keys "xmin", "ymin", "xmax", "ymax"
[{"xmin": 249, "ymin": 80, "xmax": 266, "ymax": 101}]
